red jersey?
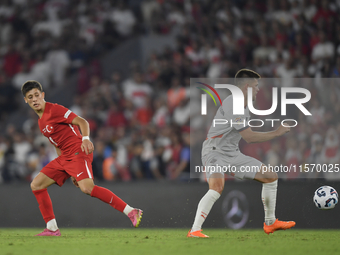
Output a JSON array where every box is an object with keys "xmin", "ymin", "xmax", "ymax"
[{"xmin": 38, "ymin": 102, "xmax": 82, "ymax": 158}]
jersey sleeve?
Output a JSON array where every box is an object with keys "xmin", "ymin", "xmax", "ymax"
[{"xmin": 52, "ymin": 104, "xmax": 78, "ymax": 124}]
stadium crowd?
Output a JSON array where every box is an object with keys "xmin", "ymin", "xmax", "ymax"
[{"xmin": 1, "ymin": 0, "xmax": 340, "ymax": 183}]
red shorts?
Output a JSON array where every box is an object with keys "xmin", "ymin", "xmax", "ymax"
[{"xmin": 41, "ymin": 151, "xmax": 94, "ymax": 187}]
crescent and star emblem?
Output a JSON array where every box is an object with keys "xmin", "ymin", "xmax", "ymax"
[{"xmin": 46, "ymin": 125, "xmax": 53, "ymax": 133}]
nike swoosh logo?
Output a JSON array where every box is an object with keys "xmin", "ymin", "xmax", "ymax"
[
  {"xmin": 77, "ymin": 172, "xmax": 83, "ymax": 177},
  {"xmin": 109, "ymin": 197, "xmax": 113, "ymax": 204}
]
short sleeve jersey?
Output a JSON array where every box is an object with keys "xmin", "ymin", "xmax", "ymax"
[
  {"xmin": 202, "ymin": 95, "xmax": 250, "ymax": 157},
  {"xmin": 38, "ymin": 102, "xmax": 82, "ymax": 157}
]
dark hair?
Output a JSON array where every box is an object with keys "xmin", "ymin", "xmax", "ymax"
[
  {"xmin": 21, "ymin": 80, "xmax": 43, "ymax": 97},
  {"xmin": 234, "ymin": 69, "xmax": 261, "ymax": 87}
]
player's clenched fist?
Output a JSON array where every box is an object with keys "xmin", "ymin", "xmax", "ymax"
[
  {"xmin": 275, "ymin": 125, "xmax": 290, "ymax": 136},
  {"xmin": 81, "ymin": 139, "xmax": 94, "ymax": 155}
]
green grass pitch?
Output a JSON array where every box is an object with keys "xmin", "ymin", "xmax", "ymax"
[{"xmin": 1, "ymin": 228, "xmax": 339, "ymax": 255}]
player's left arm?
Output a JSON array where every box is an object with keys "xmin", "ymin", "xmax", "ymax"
[
  {"xmin": 239, "ymin": 125, "xmax": 290, "ymax": 143},
  {"xmin": 71, "ymin": 116, "xmax": 94, "ymax": 155}
]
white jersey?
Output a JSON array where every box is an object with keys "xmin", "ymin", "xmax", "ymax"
[{"xmin": 202, "ymin": 95, "xmax": 250, "ymax": 157}]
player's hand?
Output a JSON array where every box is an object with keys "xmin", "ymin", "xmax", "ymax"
[
  {"xmin": 81, "ymin": 139, "xmax": 94, "ymax": 155},
  {"xmin": 275, "ymin": 125, "xmax": 290, "ymax": 136},
  {"xmin": 71, "ymin": 176, "xmax": 79, "ymax": 188}
]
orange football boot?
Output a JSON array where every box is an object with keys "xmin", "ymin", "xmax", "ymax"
[
  {"xmin": 263, "ymin": 219, "xmax": 296, "ymax": 235},
  {"xmin": 187, "ymin": 229, "xmax": 209, "ymax": 238}
]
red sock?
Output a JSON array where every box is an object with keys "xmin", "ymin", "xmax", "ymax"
[
  {"xmin": 32, "ymin": 188, "xmax": 55, "ymax": 223},
  {"xmin": 90, "ymin": 185, "xmax": 127, "ymax": 212}
]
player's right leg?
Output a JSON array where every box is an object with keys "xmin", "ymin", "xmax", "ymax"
[
  {"xmin": 254, "ymin": 165, "xmax": 295, "ymax": 234},
  {"xmin": 187, "ymin": 173, "xmax": 224, "ymax": 238},
  {"xmin": 31, "ymin": 172, "xmax": 61, "ymax": 236},
  {"xmin": 77, "ymin": 178, "xmax": 143, "ymax": 227},
  {"xmin": 63, "ymin": 152, "xmax": 143, "ymax": 228}
]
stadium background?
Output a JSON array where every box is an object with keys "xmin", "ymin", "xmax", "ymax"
[{"xmin": 0, "ymin": 0, "xmax": 340, "ymax": 229}]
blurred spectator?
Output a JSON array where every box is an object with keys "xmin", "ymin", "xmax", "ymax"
[
  {"xmin": 312, "ymin": 0, "xmax": 336, "ymax": 24},
  {"xmin": 0, "ymin": 73, "xmax": 19, "ymax": 121},
  {"xmin": 167, "ymin": 76, "xmax": 187, "ymax": 111},
  {"xmin": 12, "ymin": 62, "xmax": 35, "ymax": 89},
  {"xmin": 110, "ymin": 2, "xmax": 136, "ymax": 37},
  {"xmin": 27, "ymin": 144, "xmax": 52, "ymax": 181},
  {"xmin": 69, "ymin": 95, "xmax": 83, "ymax": 117},
  {"xmin": 102, "ymin": 144, "xmax": 131, "ymax": 181},
  {"xmin": 3, "ymin": 45, "xmax": 21, "ymax": 78},
  {"xmin": 123, "ymin": 72, "xmax": 152, "ymax": 108},
  {"xmin": 173, "ymin": 98, "xmax": 190, "ymax": 126},
  {"xmin": 79, "ymin": 12, "xmax": 103, "ymax": 46},
  {"xmin": 152, "ymin": 98, "xmax": 169, "ymax": 128},
  {"xmin": 265, "ymin": 140, "xmax": 282, "ymax": 167},
  {"xmin": 275, "ymin": 56, "xmax": 302, "ymax": 87},
  {"xmin": 92, "ymin": 140, "xmax": 105, "ymax": 180},
  {"xmin": 307, "ymin": 97, "xmax": 325, "ymax": 126},
  {"xmin": 323, "ymin": 127, "xmax": 339, "ymax": 168},
  {"xmin": 135, "ymin": 97, "xmax": 153, "ymax": 126},
  {"xmin": 130, "ymin": 142, "xmax": 144, "ymax": 179},
  {"xmin": 13, "ymin": 132, "xmax": 31, "ymax": 172},
  {"xmin": 1, "ymin": 136, "xmax": 16, "ymax": 183},
  {"xmin": 0, "ymin": 16, "xmax": 12, "ymax": 45},
  {"xmin": 273, "ymin": 0, "xmax": 294, "ymax": 25},
  {"xmin": 171, "ymin": 132, "xmax": 190, "ymax": 181},
  {"xmin": 46, "ymin": 41, "xmax": 70, "ymax": 87},
  {"xmin": 106, "ymin": 104, "xmax": 127, "ymax": 128},
  {"xmin": 302, "ymin": 0, "xmax": 317, "ymax": 22},
  {"xmin": 166, "ymin": 133, "xmax": 182, "ymax": 179},
  {"xmin": 285, "ymin": 137, "xmax": 302, "ymax": 179},
  {"xmin": 253, "ymin": 35, "xmax": 276, "ymax": 61},
  {"xmin": 30, "ymin": 53, "xmax": 51, "ymax": 89},
  {"xmin": 31, "ymin": 12, "xmax": 69, "ymax": 38},
  {"xmin": 311, "ymin": 30, "xmax": 334, "ymax": 64},
  {"xmin": 306, "ymin": 134, "xmax": 325, "ymax": 178},
  {"xmin": 149, "ymin": 142, "xmax": 166, "ymax": 179}
]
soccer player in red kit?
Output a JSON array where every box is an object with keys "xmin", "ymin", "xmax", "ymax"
[{"xmin": 22, "ymin": 80, "xmax": 142, "ymax": 236}]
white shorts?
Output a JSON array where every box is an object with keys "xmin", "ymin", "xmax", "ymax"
[{"xmin": 202, "ymin": 151, "xmax": 263, "ymax": 181}]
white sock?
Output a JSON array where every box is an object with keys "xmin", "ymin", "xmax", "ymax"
[
  {"xmin": 191, "ymin": 189, "xmax": 221, "ymax": 232},
  {"xmin": 46, "ymin": 219, "xmax": 58, "ymax": 231},
  {"xmin": 123, "ymin": 204, "xmax": 133, "ymax": 216},
  {"xmin": 262, "ymin": 180, "xmax": 278, "ymax": 225}
]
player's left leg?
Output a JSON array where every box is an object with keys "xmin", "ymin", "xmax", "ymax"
[
  {"xmin": 31, "ymin": 172, "xmax": 61, "ymax": 236},
  {"xmin": 188, "ymin": 173, "xmax": 223, "ymax": 238},
  {"xmin": 254, "ymin": 165, "xmax": 278, "ymax": 226},
  {"xmin": 77, "ymin": 178, "xmax": 143, "ymax": 227},
  {"xmin": 253, "ymin": 164, "xmax": 295, "ymax": 234}
]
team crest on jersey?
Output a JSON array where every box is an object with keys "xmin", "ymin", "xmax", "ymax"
[
  {"xmin": 234, "ymin": 117, "xmax": 242, "ymax": 123},
  {"xmin": 42, "ymin": 125, "xmax": 54, "ymax": 133}
]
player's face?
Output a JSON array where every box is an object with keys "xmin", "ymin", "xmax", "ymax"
[
  {"xmin": 248, "ymin": 80, "xmax": 259, "ymax": 101},
  {"xmin": 24, "ymin": 88, "xmax": 45, "ymax": 111}
]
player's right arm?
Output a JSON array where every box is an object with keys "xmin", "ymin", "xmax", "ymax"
[{"xmin": 239, "ymin": 125, "xmax": 290, "ymax": 144}]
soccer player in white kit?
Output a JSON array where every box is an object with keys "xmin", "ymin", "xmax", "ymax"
[{"xmin": 187, "ymin": 69, "xmax": 296, "ymax": 238}]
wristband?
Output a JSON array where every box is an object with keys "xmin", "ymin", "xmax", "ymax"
[{"xmin": 82, "ymin": 136, "xmax": 90, "ymax": 141}]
